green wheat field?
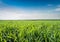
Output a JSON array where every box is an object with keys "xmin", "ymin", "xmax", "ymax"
[{"xmin": 0, "ymin": 20, "xmax": 60, "ymax": 42}]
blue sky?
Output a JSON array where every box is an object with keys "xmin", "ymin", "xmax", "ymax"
[
  {"xmin": 0, "ymin": 0, "xmax": 60, "ymax": 20},
  {"xmin": 1, "ymin": 0, "xmax": 59, "ymax": 9}
]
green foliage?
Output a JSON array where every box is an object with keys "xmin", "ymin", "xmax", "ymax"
[{"xmin": 0, "ymin": 20, "xmax": 60, "ymax": 42}]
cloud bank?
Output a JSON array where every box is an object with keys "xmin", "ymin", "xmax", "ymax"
[{"xmin": 0, "ymin": 7, "xmax": 60, "ymax": 20}]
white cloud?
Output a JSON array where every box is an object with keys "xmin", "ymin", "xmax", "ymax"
[
  {"xmin": 54, "ymin": 5, "xmax": 60, "ymax": 12},
  {"xmin": 48, "ymin": 4, "xmax": 53, "ymax": 7},
  {"xmin": 57, "ymin": 5, "xmax": 60, "ymax": 7},
  {"xmin": 55, "ymin": 8, "xmax": 60, "ymax": 11},
  {"xmin": 0, "ymin": 7, "xmax": 60, "ymax": 20}
]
